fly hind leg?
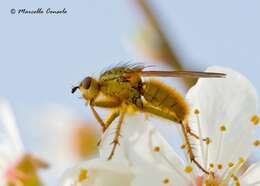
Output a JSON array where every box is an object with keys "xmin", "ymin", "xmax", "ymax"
[
  {"xmin": 180, "ymin": 121, "xmax": 209, "ymax": 174},
  {"xmin": 141, "ymin": 104, "xmax": 209, "ymax": 174},
  {"xmin": 186, "ymin": 125, "xmax": 207, "ymax": 142}
]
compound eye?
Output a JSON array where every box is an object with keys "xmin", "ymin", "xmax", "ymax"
[{"xmin": 81, "ymin": 77, "xmax": 92, "ymax": 89}]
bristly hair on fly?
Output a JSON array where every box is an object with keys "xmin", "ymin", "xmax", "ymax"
[{"xmin": 99, "ymin": 62, "xmax": 154, "ymax": 78}]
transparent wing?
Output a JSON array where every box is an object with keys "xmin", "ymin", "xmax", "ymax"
[{"xmin": 139, "ymin": 70, "xmax": 226, "ymax": 78}]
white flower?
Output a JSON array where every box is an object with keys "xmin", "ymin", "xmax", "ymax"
[
  {"xmin": 0, "ymin": 98, "xmax": 25, "ymax": 184},
  {"xmin": 0, "ymin": 98, "xmax": 47, "ymax": 186},
  {"xmin": 61, "ymin": 67, "xmax": 260, "ymax": 186},
  {"xmin": 59, "ymin": 159, "xmax": 133, "ymax": 186}
]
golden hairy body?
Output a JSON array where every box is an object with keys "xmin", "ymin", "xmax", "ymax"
[
  {"xmin": 72, "ymin": 64, "xmax": 226, "ymax": 174},
  {"xmin": 142, "ymin": 79, "xmax": 189, "ymax": 121},
  {"xmin": 98, "ymin": 65, "xmax": 188, "ymax": 122}
]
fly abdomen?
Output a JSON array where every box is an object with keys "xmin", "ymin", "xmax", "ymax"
[{"xmin": 142, "ymin": 79, "xmax": 189, "ymax": 121}]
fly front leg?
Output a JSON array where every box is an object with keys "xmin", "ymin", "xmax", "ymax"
[
  {"xmin": 90, "ymin": 104, "xmax": 106, "ymax": 132},
  {"xmin": 107, "ymin": 106, "xmax": 126, "ymax": 160},
  {"xmin": 90, "ymin": 98, "xmax": 121, "ymax": 132}
]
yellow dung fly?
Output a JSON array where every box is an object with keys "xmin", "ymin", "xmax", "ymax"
[{"xmin": 72, "ymin": 64, "xmax": 226, "ymax": 174}]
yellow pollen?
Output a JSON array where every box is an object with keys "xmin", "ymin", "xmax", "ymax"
[
  {"xmin": 217, "ymin": 164, "xmax": 223, "ymax": 170},
  {"xmin": 228, "ymin": 162, "xmax": 234, "ymax": 168},
  {"xmin": 209, "ymin": 163, "xmax": 214, "ymax": 168},
  {"xmin": 253, "ymin": 140, "xmax": 260, "ymax": 146},
  {"xmin": 231, "ymin": 174, "xmax": 241, "ymax": 185},
  {"xmin": 233, "ymin": 176, "xmax": 239, "ymax": 181},
  {"xmin": 251, "ymin": 115, "xmax": 259, "ymax": 125},
  {"xmin": 205, "ymin": 137, "xmax": 211, "ymax": 145},
  {"xmin": 238, "ymin": 157, "xmax": 245, "ymax": 163},
  {"xmin": 163, "ymin": 178, "xmax": 170, "ymax": 184},
  {"xmin": 184, "ymin": 165, "xmax": 193, "ymax": 173},
  {"xmin": 153, "ymin": 146, "xmax": 161, "ymax": 152},
  {"xmin": 78, "ymin": 168, "xmax": 88, "ymax": 182},
  {"xmin": 220, "ymin": 125, "xmax": 227, "ymax": 132},
  {"xmin": 194, "ymin": 109, "xmax": 200, "ymax": 115},
  {"xmin": 180, "ymin": 144, "xmax": 186, "ymax": 149}
]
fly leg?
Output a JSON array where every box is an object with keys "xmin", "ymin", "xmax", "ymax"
[
  {"xmin": 90, "ymin": 99, "xmax": 121, "ymax": 132},
  {"xmin": 91, "ymin": 99, "xmax": 121, "ymax": 108},
  {"xmin": 180, "ymin": 121, "xmax": 209, "ymax": 174},
  {"xmin": 141, "ymin": 103, "xmax": 209, "ymax": 174},
  {"xmin": 186, "ymin": 126, "xmax": 207, "ymax": 142},
  {"xmin": 104, "ymin": 110, "xmax": 120, "ymax": 132},
  {"xmin": 107, "ymin": 106, "xmax": 126, "ymax": 160},
  {"xmin": 97, "ymin": 110, "xmax": 120, "ymax": 146},
  {"xmin": 90, "ymin": 104, "xmax": 106, "ymax": 132}
]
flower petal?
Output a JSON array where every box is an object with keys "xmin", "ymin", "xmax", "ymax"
[
  {"xmin": 0, "ymin": 98, "xmax": 24, "ymax": 177},
  {"xmin": 99, "ymin": 114, "xmax": 192, "ymax": 184},
  {"xmin": 0, "ymin": 98, "xmax": 24, "ymax": 157},
  {"xmin": 59, "ymin": 159, "xmax": 133, "ymax": 186},
  {"xmin": 99, "ymin": 114, "xmax": 184, "ymax": 167},
  {"xmin": 240, "ymin": 161, "xmax": 260, "ymax": 186},
  {"xmin": 132, "ymin": 169, "xmax": 185, "ymax": 186},
  {"xmin": 186, "ymin": 67, "xmax": 259, "ymax": 172}
]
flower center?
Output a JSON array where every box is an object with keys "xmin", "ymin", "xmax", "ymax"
[
  {"xmin": 196, "ymin": 174, "xmax": 229, "ymax": 186},
  {"xmin": 4, "ymin": 166, "xmax": 19, "ymax": 180}
]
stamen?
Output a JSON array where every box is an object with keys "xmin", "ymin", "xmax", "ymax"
[
  {"xmin": 205, "ymin": 137, "xmax": 211, "ymax": 169},
  {"xmin": 205, "ymin": 137, "xmax": 212, "ymax": 145},
  {"xmin": 220, "ymin": 125, "xmax": 226, "ymax": 132},
  {"xmin": 231, "ymin": 174, "xmax": 241, "ymax": 186},
  {"xmin": 253, "ymin": 140, "xmax": 260, "ymax": 147},
  {"xmin": 195, "ymin": 109, "xmax": 206, "ymax": 168},
  {"xmin": 220, "ymin": 162, "xmax": 234, "ymax": 180},
  {"xmin": 180, "ymin": 143, "xmax": 186, "ymax": 149},
  {"xmin": 163, "ymin": 178, "xmax": 170, "ymax": 184},
  {"xmin": 184, "ymin": 165, "xmax": 193, "ymax": 173},
  {"xmin": 78, "ymin": 168, "xmax": 88, "ymax": 182},
  {"xmin": 153, "ymin": 145, "xmax": 192, "ymax": 184},
  {"xmin": 214, "ymin": 124, "xmax": 227, "ymax": 170},
  {"xmin": 220, "ymin": 157, "xmax": 245, "ymax": 185},
  {"xmin": 217, "ymin": 164, "xmax": 223, "ymax": 170},
  {"xmin": 153, "ymin": 146, "xmax": 161, "ymax": 152},
  {"xmin": 228, "ymin": 162, "xmax": 234, "ymax": 168},
  {"xmin": 251, "ymin": 115, "xmax": 259, "ymax": 125},
  {"xmin": 152, "ymin": 146, "xmax": 190, "ymax": 182},
  {"xmin": 194, "ymin": 109, "xmax": 200, "ymax": 115},
  {"xmin": 148, "ymin": 129, "xmax": 192, "ymax": 184}
]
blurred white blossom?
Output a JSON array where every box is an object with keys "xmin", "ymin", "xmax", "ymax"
[{"xmin": 0, "ymin": 99, "xmax": 47, "ymax": 186}]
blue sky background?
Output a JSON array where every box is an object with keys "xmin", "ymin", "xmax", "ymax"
[{"xmin": 1, "ymin": 0, "xmax": 260, "ymax": 185}]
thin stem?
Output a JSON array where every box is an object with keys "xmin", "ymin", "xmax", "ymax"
[{"xmin": 133, "ymin": 0, "xmax": 196, "ymax": 89}]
